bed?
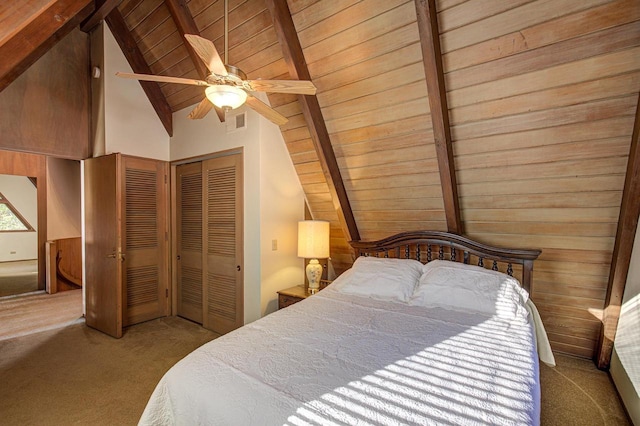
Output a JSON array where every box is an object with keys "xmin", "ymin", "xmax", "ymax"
[{"xmin": 139, "ymin": 231, "xmax": 555, "ymax": 426}]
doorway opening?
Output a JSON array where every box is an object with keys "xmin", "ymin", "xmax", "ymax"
[
  {"xmin": 0, "ymin": 175, "xmax": 38, "ymax": 297},
  {"xmin": 0, "ymin": 153, "xmax": 84, "ymax": 341}
]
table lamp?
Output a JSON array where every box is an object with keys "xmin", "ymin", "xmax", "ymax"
[{"xmin": 298, "ymin": 220, "xmax": 330, "ymax": 294}]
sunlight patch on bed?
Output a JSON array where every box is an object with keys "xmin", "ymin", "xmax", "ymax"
[{"xmin": 288, "ymin": 320, "xmax": 535, "ymax": 425}]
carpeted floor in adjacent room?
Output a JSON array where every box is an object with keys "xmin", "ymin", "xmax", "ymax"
[
  {"xmin": 0, "ymin": 317, "xmax": 631, "ymax": 425},
  {"xmin": 0, "ymin": 259, "xmax": 38, "ymax": 297}
]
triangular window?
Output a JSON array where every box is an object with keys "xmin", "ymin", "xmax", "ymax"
[{"xmin": 0, "ymin": 192, "xmax": 34, "ymax": 232}]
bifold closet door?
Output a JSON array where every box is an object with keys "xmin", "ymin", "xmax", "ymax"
[
  {"xmin": 202, "ymin": 154, "xmax": 243, "ymax": 335},
  {"xmin": 121, "ymin": 156, "xmax": 169, "ymax": 327},
  {"xmin": 85, "ymin": 154, "xmax": 122, "ymax": 338},
  {"xmin": 176, "ymin": 162, "xmax": 203, "ymax": 323}
]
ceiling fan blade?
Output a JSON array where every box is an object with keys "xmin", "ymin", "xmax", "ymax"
[
  {"xmin": 214, "ymin": 106, "xmax": 226, "ymax": 123},
  {"xmin": 188, "ymin": 98, "xmax": 226, "ymax": 122},
  {"xmin": 116, "ymin": 72, "xmax": 208, "ymax": 86},
  {"xmin": 246, "ymin": 79, "xmax": 317, "ymax": 95},
  {"xmin": 188, "ymin": 98, "xmax": 213, "ymax": 120},
  {"xmin": 184, "ymin": 34, "xmax": 228, "ymax": 76},
  {"xmin": 245, "ymin": 94, "xmax": 288, "ymax": 126}
]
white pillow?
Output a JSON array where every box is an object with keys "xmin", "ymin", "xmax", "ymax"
[
  {"xmin": 332, "ymin": 256, "xmax": 423, "ymax": 302},
  {"xmin": 409, "ymin": 260, "xmax": 529, "ymax": 320}
]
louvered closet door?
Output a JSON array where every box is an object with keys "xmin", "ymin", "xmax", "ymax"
[
  {"xmin": 202, "ymin": 154, "xmax": 243, "ymax": 335},
  {"xmin": 176, "ymin": 162, "xmax": 203, "ymax": 323},
  {"xmin": 121, "ymin": 156, "xmax": 169, "ymax": 327}
]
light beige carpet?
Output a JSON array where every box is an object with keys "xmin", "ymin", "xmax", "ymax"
[
  {"xmin": 0, "ymin": 316, "xmax": 631, "ymax": 425},
  {"xmin": 0, "ymin": 317, "xmax": 218, "ymax": 425},
  {"xmin": 540, "ymin": 354, "xmax": 631, "ymax": 425},
  {"xmin": 0, "ymin": 289, "xmax": 83, "ymax": 340},
  {"xmin": 0, "ymin": 259, "xmax": 38, "ymax": 297}
]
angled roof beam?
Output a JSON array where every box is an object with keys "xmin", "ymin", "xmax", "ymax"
[
  {"xmin": 0, "ymin": 0, "xmax": 95, "ymax": 92},
  {"xmin": 80, "ymin": 0, "xmax": 122, "ymax": 33},
  {"xmin": 414, "ymin": 0, "xmax": 462, "ymax": 234},
  {"xmin": 265, "ymin": 0, "xmax": 360, "ymax": 243},
  {"xmin": 596, "ymin": 93, "xmax": 640, "ymax": 369},
  {"xmin": 105, "ymin": 8, "xmax": 173, "ymax": 136},
  {"xmin": 164, "ymin": 0, "xmax": 224, "ymax": 122}
]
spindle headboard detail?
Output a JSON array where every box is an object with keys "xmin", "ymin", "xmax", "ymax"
[{"xmin": 350, "ymin": 231, "xmax": 541, "ymax": 293}]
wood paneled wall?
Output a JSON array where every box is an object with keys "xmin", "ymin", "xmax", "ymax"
[
  {"xmin": 288, "ymin": 0, "xmax": 448, "ymax": 271},
  {"xmin": 439, "ymin": 0, "xmax": 640, "ymax": 358},
  {"xmin": 0, "ymin": 28, "xmax": 90, "ymax": 159},
  {"xmin": 114, "ymin": 0, "xmax": 640, "ymax": 359}
]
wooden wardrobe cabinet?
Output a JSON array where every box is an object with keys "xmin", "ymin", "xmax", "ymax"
[{"xmin": 85, "ymin": 153, "xmax": 170, "ymax": 338}]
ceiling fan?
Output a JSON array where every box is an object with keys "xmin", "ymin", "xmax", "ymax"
[{"xmin": 115, "ymin": 1, "xmax": 316, "ymax": 126}]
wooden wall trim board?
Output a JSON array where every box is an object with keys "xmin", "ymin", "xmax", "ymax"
[
  {"xmin": 265, "ymin": 0, "xmax": 360, "ymax": 242},
  {"xmin": 170, "ymin": 163, "xmax": 178, "ymax": 316},
  {"xmin": 0, "ymin": 0, "xmax": 94, "ymax": 92},
  {"xmin": 0, "ymin": 150, "xmax": 47, "ymax": 291},
  {"xmin": 597, "ymin": 93, "xmax": 640, "ymax": 369},
  {"xmin": 105, "ymin": 8, "xmax": 173, "ymax": 136},
  {"xmin": 414, "ymin": 0, "xmax": 462, "ymax": 234}
]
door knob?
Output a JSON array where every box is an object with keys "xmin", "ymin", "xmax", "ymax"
[{"xmin": 106, "ymin": 252, "xmax": 125, "ymax": 261}]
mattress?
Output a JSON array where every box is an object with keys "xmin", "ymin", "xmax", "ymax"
[{"xmin": 139, "ymin": 286, "xmax": 542, "ymax": 425}]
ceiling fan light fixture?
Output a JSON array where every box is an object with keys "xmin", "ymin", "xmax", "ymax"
[{"xmin": 205, "ymin": 85, "xmax": 247, "ymax": 111}]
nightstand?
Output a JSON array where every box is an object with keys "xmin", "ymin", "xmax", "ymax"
[{"xmin": 277, "ymin": 285, "xmax": 310, "ymax": 309}]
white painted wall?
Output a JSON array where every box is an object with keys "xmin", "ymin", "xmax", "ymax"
[
  {"xmin": 0, "ymin": 175, "xmax": 37, "ymax": 261},
  {"xmin": 46, "ymin": 158, "xmax": 81, "ymax": 240},
  {"xmin": 92, "ymin": 20, "xmax": 303, "ymax": 321},
  {"xmin": 95, "ymin": 23, "xmax": 170, "ymax": 161},
  {"xmin": 171, "ymin": 96, "xmax": 305, "ymax": 323},
  {"xmin": 259, "ymin": 115, "xmax": 306, "ymax": 315},
  {"xmin": 611, "ymin": 228, "xmax": 640, "ymax": 424}
]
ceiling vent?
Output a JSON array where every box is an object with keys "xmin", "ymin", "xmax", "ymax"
[{"xmin": 226, "ymin": 112, "xmax": 246, "ymax": 133}]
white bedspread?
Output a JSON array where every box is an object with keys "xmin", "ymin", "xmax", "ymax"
[{"xmin": 140, "ymin": 288, "xmax": 542, "ymax": 425}]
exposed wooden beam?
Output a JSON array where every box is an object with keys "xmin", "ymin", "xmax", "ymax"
[
  {"xmin": 596, "ymin": 93, "xmax": 640, "ymax": 369},
  {"xmin": 414, "ymin": 0, "xmax": 462, "ymax": 234},
  {"xmin": 265, "ymin": 0, "xmax": 360, "ymax": 243},
  {"xmin": 165, "ymin": 0, "xmax": 209, "ymax": 79},
  {"xmin": 80, "ymin": 0, "xmax": 122, "ymax": 33},
  {"xmin": 105, "ymin": 8, "xmax": 173, "ymax": 136},
  {"xmin": 0, "ymin": 0, "xmax": 94, "ymax": 92},
  {"xmin": 164, "ymin": 0, "xmax": 224, "ymax": 123}
]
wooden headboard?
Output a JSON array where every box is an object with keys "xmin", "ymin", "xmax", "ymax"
[{"xmin": 350, "ymin": 231, "xmax": 541, "ymax": 293}]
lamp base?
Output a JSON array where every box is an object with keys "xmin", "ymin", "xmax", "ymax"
[{"xmin": 306, "ymin": 259, "xmax": 322, "ymax": 293}]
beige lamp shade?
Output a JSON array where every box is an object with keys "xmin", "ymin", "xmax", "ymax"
[{"xmin": 297, "ymin": 220, "xmax": 330, "ymax": 259}]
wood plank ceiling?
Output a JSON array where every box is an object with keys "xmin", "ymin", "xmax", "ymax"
[{"xmin": 3, "ymin": 0, "xmax": 638, "ymax": 362}]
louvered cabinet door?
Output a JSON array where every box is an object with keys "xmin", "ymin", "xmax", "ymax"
[
  {"xmin": 176, "ymin": 162, "xmax": 203, "ymax": 323},
  {"xmin": 202, "ymin": 154, "xmax": 243, "ymax": 335},
  {"xmin": 121, "ymin": 156, "xmax": 169, "ymax": 327}
]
